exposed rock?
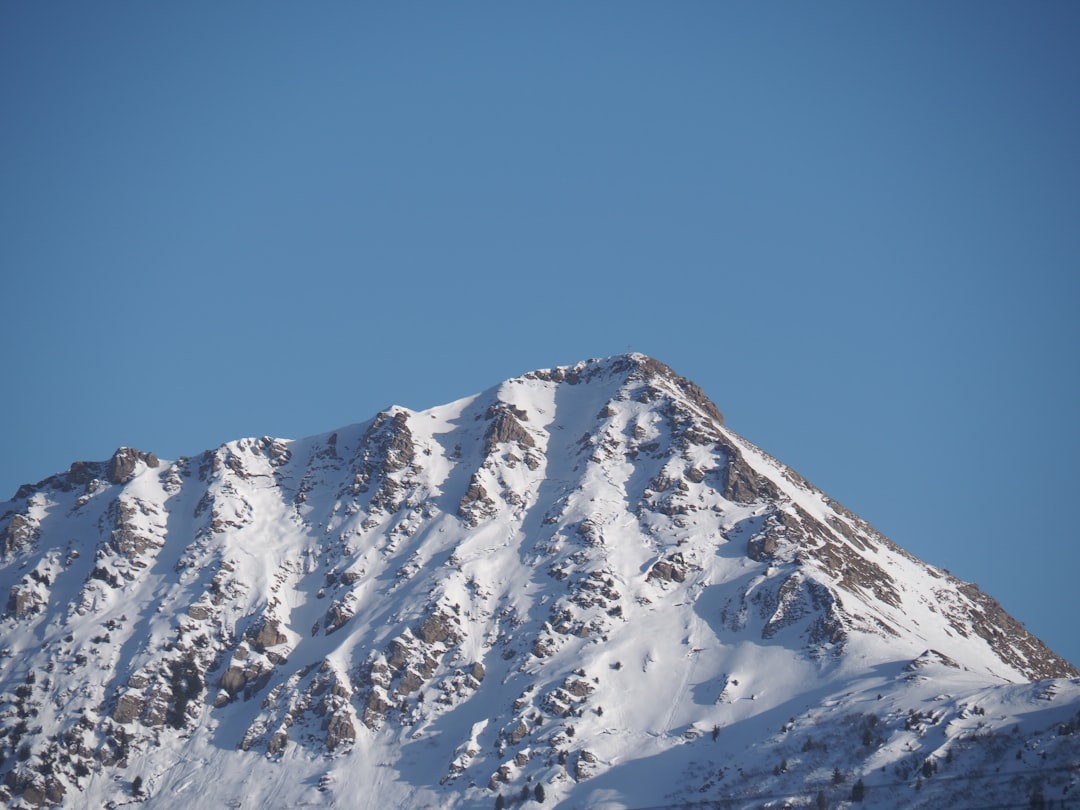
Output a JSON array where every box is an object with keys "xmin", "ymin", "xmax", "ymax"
[
  {"xmin": 565, "ymin": 679, "xmax": 594, "ymax": 698},
  {"xmin": 324, "ymin": 710, "xmax": 356, "ymax": 749},
  {"xmin": 458, "ymin": 477, "xmax": 496, "ymax": 525},
  {"xmin": 532, "ymin": 637, "xmax": 556, "ymax": 658},
  {"xmin": 509, "ymin": 719, "xmax": 529, "ymax": 744},
  {"xmin": 747, "ymin": 533, "xmax": 779, "ymax": 562},
  {"xmin": 108, "ymin": 499, "xmax": 160, "ymax": 559},
  {"xmin": 362, "ymin": 689, "xmax": 391, "ymax": 729},
  {"xmin": 575, "ymin": 749, "xmax": 598, "ymax": 781},
  {"xmin": 722, "ymin": 447, "xmax": 781, "ymax": 504},
  {"xmin": 67, "ymin": 460, "xmax": 104, "ymax": 486},
  {"xmin": 907, "ymin": 649, "xmax": 961, "ymax": 671},
  {"xmin": 576, "ymin": 518, "xmax": 603, "ymax": 546},
  {"xmin": 419, "ymin": 611, "xmax": 459, "ymax": 645},
  {"xmin": 484, "ymin": 405, "xmax": 535, "ymax": 455},
  {"xmin": 2, "ymin": 513, "xmax": 38, "ymax": 558},
  {"xmin": 349, "ymin": 410, "xmax": 415, "ymax": 512},
  {"xmin": 248, "ymin": 618, "xmax": 288, "ymax": 652},
  {"xmin": 395, "ymin": 667, "xmax": 425, "ymax": 696},
  {"xmin": 324, "ymin": 600, "xmax": 354, "ymax": 633},
  {"xmin": 340, "ymin": 570, "xmax": 363, "ymax": 585},
  {"xmin": 106, "ymin": 447, "xmax": 159, "ymax": 485},
  {"xmin": 630, "ymin": 355, "xmax": 725, "ymax": 426},
  {"xmin": 220, "ymin": 666, "xmax": 248, "ymax": 697},
  {"xmin": 4, "ymin": 770, "xmax": 66, "ymax": 808},
  {"xmin": 647, "ymin": 553, "xmax": 687, "ymax": 583},
  {"xmin": 761, "ymin": 574, "xmax": 819, "ymax": 639},
  {"xmin": 113, "ymin": 692, "xmax": 146, "ymax": 724},
  {"xmin": 263, "ymin": 437, "xmax": 292, "ymax": 467},
  {"xmin": 268, "ymin": 729, "xmax": 289, "ymax": 755},
  {"xmin": 954, "ymin": 582, "xmax": 1077, "ymax": 680},
  {"xmin": 7, "ymin": 583, "xmax": 45, "ymax": 619}
]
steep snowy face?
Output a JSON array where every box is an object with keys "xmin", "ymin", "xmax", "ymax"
[{"xmin": 0, "ymin": 354, "xmax": 1076, "ymax": 809}]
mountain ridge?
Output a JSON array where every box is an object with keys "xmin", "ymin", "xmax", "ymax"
[{"xmin": 1, "ymin": 354, "xmax": 1076, "ymax": 809}]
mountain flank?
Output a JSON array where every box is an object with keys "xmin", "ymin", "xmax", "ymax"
[{"xmin": 1, "ymin": 354, "xmax": 1077, "ymax": 809}]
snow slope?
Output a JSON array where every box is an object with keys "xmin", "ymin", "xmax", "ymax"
[{"xmin": 0, "ymin": 354, "xmax": 1076, "ymax": 809}]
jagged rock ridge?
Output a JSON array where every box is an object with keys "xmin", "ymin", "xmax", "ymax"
[{"xmin": 0, "ymin": 354, "xmax": 1076, "ymax": 809}]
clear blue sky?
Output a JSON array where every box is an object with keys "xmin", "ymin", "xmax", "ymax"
[{"xmin": 2, "ymin": 3, "xmax": 1078, "ymax": 667}]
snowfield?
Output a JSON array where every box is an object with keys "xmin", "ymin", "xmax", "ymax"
[{"xmin": 0, "ymin": 354, "xmax": 1076, "ymax": 809}]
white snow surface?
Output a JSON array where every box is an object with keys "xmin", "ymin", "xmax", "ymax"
[{"xmin": 0, "ymin": 354, "xmax": 1076, "ymax": 809}]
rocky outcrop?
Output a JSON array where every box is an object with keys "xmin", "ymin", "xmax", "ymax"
[
  {"xmin": 247, "ymin": 618, "xmax": 288, "ymax": 652},
  {"xmin": 6, "ymin": 581, "xmax": 45, "ymax": 619},
  {"xmin": 218, "ymin": 651, "xmax": 273, "ymax": 701},
  {"xmin": 574, "ymin": 749, "xmax": 598, "ymax": 781},
  {"xmin": 66, "ymin": 460, "xmax": 104, "ymax": 486},
  {"xmin": 720, "ymin": 444, "xmax": 781, "ymax": 504},
  {"xmin": 1, "ymin": 513, "xmax": 38, "ymax": 558},
  {"xmin": 3, "ymin": 770, "xmax": 65, "ymax": 808},
  {"xmin": 457, "ymin": 476, "xmax": 496, "ymax": 526},
  {"xmin": 106, "ymin": 447, "xmax": 159, "ymax": 485},
  {"xmin": 954, "ymin": 582, "xmax": 1077, "ymax": 680},
  {"xmin": 630, "ymin": 354, "xmax": 725, "ymax": 427},
  {"xmin": 348, "ymin": 410, "xmax": 416, "ymax": 512},
  {"xmin": 324, "ymin": 599, "xmax": 354, "ymax": 633},
  {"xmin": 106, "ymin": 498, "xmax": 162, "ymax": 559},
  {"xmin": 646, "ymin": 552, "xmax": 688, "ymax": 584},
  {"xmin": 324, "ymin": 708, "xmax": 356, "ymax": 749},
  {"xmin": 419, "ymin": 610, "xmax": 461, "ymax": 645},
  {"xmin": 484, "ymin": 404, "xmax": 535, "ymax": 455}
]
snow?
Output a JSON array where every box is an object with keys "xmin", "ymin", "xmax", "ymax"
[{"xmin": 0, "ymin": 354, "xmax": 1075, "ymax": 809}]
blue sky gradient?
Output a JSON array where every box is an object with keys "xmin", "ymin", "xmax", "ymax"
[{"xmin": 2, "ymin": 3, "xmax": 1078, "ymax": 665}]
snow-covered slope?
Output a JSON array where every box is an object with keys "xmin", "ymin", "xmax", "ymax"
[{"xmin": 1, "ymin": 354, "xmax": 1076, "ymax": 809}]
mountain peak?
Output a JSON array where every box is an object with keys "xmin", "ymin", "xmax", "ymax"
[
  {"xmin": 516, "ymin": 352, "xmax": 725, "ymax": 427},
  {"xmin": 0, "ymin": 357, "xmax": 1076, "ymax": 809}
]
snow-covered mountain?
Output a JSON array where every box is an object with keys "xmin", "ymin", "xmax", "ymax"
[{"xmin": 1, "ymin": 354, "xmax": 1077, "ymax": 809}]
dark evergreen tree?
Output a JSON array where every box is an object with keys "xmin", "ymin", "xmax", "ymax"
[
  {"xmin": 815, "ymin": 790, "xmax": 827, "ymax": 810},
  {"xmin": 851, "ymin": 778, "xmax": 866, "ymax": 802},
  {"xmin": 494, "ymin": 793, "xmax": 505, "ymax": 810},
  {"xmin": 166, "ymin": 658, "xmax": 204, "ymax": 729},
  {"xmin": 534, "ymin": 783, "xmax": 546, "ymax": 803}
]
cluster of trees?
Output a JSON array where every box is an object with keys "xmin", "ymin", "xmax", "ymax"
[
  {"xmin": 166, "ymin": 658, "xmax": 204, "ymax": 729},
  {"xmin": 494, "ymin": 783, "xmax": 545, "ymax": 808},
  {"xmin": 827, "ymin": 768, "xmax": 866, "ymax": 803}
]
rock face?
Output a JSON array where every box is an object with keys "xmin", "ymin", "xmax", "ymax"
[
  {"xmin": 0, "ymin": 354, "xmax": 1076, "ymax": 810},
  {"xmin": 1, "ymin": 514, "xmax": 37, "ymax": 558},
  {"xmin": 106, "ymin": 447, "xmax": 159, "ymax": 485}
]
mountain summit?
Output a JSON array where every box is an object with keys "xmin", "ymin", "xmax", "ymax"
[{"xmin": 1, "ymin": 354, "xmax": 1077, "ymax": 808}]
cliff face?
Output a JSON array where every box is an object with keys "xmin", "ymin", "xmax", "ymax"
[{"xmin": 0, "ymin": 354, "xmax": 1076, "ymax": 809}]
